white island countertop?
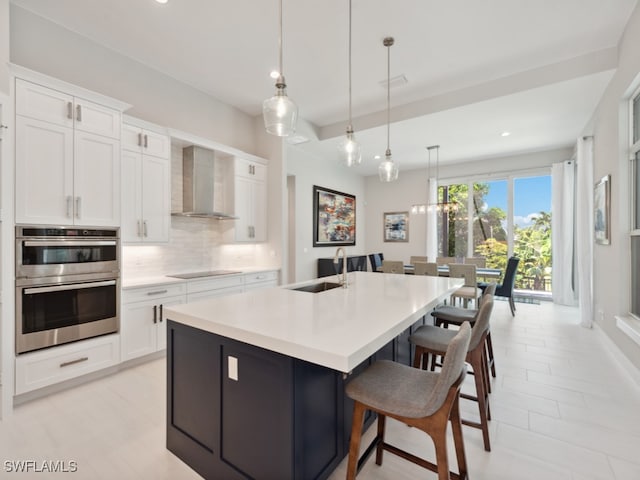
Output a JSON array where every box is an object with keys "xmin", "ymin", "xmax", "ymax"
[{"xmin": 163, "ymin": 271, "xmax": 463, "ymax": 373}]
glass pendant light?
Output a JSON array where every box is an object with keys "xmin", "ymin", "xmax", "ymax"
[
  {"xmin": 378, "ymin": 37, "xmax": 399, "ymax": 182},
  {"xmin": 337, "ymin": 0, "xmax": 361, "ymax": 166},
  {"xmin": 263, "ymin": 0, "xmax": 298, "ymax": 136}
]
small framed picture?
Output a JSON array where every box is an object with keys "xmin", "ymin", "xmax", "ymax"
[
  {"xmin": 383, "ymin": 211, "xmax": 409, "ymax": 242},
  {"xmin": 594, "ymin": 175, "xmax": 610, "ymax": 245}
]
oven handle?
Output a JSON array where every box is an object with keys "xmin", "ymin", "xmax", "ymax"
[
  {"xmin": 22, "ymin": 240, "xmax": 117, "ymax": 247},
  {"xmin": 23, "ymin": 280, "xmax": 117, "ymax": 295}
]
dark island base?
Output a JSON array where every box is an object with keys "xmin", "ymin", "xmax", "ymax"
[{"xmin": 166, "ymin": 317, "xmax": 426, "ymax": 480}]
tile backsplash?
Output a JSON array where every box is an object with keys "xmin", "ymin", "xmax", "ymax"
[{"xmin": 122, "ymin": 216, "xmax": 268, "ymax": 278}]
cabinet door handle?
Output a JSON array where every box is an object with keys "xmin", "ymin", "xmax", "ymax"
[
  {"xmin": 138, "ymin": 133, "xmax": 142, "ymax": 147},
  {"xmin": 153, "ymin": 305, "xmax": 158, "ymax": 324},
  {"xmin": 75, "ymin": 197, "xmax": 81, "ymax": 219},
  {"xmin": 144, "ymin": 134, "xmax": 148, "ymax": 148},
  {"xmin": 60, "ymin": 357, "xmax": 88, "ymax": 368},
  {"xmin": 143, "ymin": 220, "xmax": 148, "ymax": 237},
  {"xmin": 76, "ymin": 104, "xmax": 82, "ymax": 122},
  {"xmin": 137, "ymin": 220, "xmax": 142, "ymax": 237},
  {"xmin": 66, "ymin": 102, "xmax": 73, "ymax": 120},
  {"xmin": 159, "ymin": 304, "xmax": 164, "ymax": 323},
  {"xmin": 66, "ymin": 196, "xmax": 73, "ymax": 218}
]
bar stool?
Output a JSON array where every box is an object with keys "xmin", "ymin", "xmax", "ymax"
[
  {"xmin": 410, "ymin": 296, "xmax": 494, "ymax": 451},
  {"xmin": 432, "ymin": 283, "xmax": 498, "ymax": 380},
  {"xmin": 345, "ymin": 323, "xmax": 472, "ymax": 480}
]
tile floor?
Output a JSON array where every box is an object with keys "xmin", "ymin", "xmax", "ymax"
[{"xmin": 1, "ymin": 301, "xmax": 640, "ymax": 479}]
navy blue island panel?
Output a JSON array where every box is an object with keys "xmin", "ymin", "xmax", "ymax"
[{"xmin": 166, "ymin": 317, "xmax": 424, "ymax": 480}]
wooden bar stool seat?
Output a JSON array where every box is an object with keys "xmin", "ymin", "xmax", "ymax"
[{"xmin": 345, "ymin": 323, "xmax": 472, "ymax": 480}]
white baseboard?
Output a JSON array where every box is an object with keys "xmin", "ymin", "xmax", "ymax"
[{"xmin": 595, "ymin": 320, "xmax": 640, "ymax": 388}]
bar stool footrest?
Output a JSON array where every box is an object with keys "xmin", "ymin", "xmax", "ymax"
[{"xmin": 357, "ymin": 437, "xmax": 468, "ymax": 480}]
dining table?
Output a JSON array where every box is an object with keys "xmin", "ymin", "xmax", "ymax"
[{"xmin": 380, "ymin": 264, "xmax": 502, "ymax": 279}]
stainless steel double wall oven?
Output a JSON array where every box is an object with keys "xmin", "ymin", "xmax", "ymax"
[{"xmin": 15, "ymin": 226, "xmax": 120, "ymax": 354}]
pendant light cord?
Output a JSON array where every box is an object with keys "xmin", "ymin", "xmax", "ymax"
[
  {"xmin": 278, "ymin": 0, "xmax": 283, "ymax": 81},
  {"xmin": 386, "ymin": 38, "xmax": 391, "ymax": 154},
  {"xmin": 348, "ymin": 0, "xmax": 353, "ymax": 127}
]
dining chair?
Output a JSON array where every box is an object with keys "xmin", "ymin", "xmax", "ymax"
[
  {"xmin": 410, "ymin": 295, "xmax": 495, "ymax": 451},
  {"xmin": 431, "ymin": 283, "xmax": 498, "ymax": 380},
  {"xmin": 409, "ymin": 255, "xmax": 428, "ymax": 265},
  {"xmin": 479, "ymin": 256, "xmax": 520, "ymax": 315},
  {"xmin": 464, "ymin": 256, "xmax": 486, "ymax": 268},
  {"xmin": 368, "ymin": 253, "xmax": 384, "ymax": 272},
  {"xmin": 449, "ymin": 263, "xmax": 481, "ymax": 308},
  {"xmin": 345, "ymin": 323, "xmax": 472, "ymax": 480},
  {"xmin": 381, "ymin": 260, "xmax": 404, "ymax": 274},
  {"xmin": 436, "ymin": 256, "xmax": 457, "ymax": 266},
  {"xmin": 413, "ymin": 261, "xmax": 439, "ymax": 276}
]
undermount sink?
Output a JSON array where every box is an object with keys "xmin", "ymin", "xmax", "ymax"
[{"xmin": 290, "ymin": 281, "xmax": 343, "ymax": 293}]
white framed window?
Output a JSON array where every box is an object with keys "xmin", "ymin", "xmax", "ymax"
[{"xmin": 630, "ymin": 84, "xmax": 640, "ymax": 319}]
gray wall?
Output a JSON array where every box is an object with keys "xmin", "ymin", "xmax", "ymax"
[
  {"xmin": 588, "ymin": 1, "xmax": 640, "ymax": 370},
  {"xmin": 9, "ymin": 5, "xmax": 256, "ymax": 155},
  {"xmin": 0, "ymin": 0, "xmax": 8, "ymax": 94},
  {"xmin": 286, "ymin": 145, "xmax": 366, "ymax": 282}
]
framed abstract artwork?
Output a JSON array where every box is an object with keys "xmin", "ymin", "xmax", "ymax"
[
  {"xmin": 594, "ymin": 174, "xmax": 610, "ymax": 245},
  {"xmin": 313, "ymin": 186, "xmax": 356, "ymax": 247},
  {"xmin": 383, "ymin": 211, "xmax": 409, "ymax": 242}
]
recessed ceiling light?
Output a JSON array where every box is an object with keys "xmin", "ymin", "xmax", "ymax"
[
  {"xmin": 501, "ymin": 131, "xmax": 511, "ymax": 137},
  {"xmin": 270, "ymin": 70, "xmax": 280, "ymax": 79},
  {"xmin": 155, "ymin": 0, "xmax": 168, "ymax": 4}
]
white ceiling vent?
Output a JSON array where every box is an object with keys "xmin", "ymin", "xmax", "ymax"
[
  {"xmin": 379, "ymin": 74, "xmax": 408, "ymax": 89},
  {"xmin": 286, "ymin": 135, "xmax": 310, "ymax": 145}
]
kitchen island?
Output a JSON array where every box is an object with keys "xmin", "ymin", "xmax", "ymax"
[{"xmin": 164, "ymin": 271, "xmax": 462, "ymax": 480}]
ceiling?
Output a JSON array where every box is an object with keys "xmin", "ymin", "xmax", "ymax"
[{"xmin": 11, "ymin": 0, "xmax": 638, "ymax": 175}]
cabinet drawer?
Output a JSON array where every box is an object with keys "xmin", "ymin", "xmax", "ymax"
[
  {"xmin": 15, "ymin": 335, "xmax": 120, "ymax": 394},
  {"xmin": 187, "ymin": 286, "xmax": 244, "ymax": 303},
  {"xmin": 244, "ymin": 270, "xmax": 278, "ymax": 285},
  {"xmin": 187, "ymin": 275, "xmax": 244, "ymax": 294},
  {"xmin": 123, "ymin": 283, "xmax": 186, "ymax": 304}
]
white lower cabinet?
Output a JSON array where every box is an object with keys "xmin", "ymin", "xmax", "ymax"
[
  {"xmin": 186, "ymin": 275, "xmax": 244, "ymax": 302},
  {"xmin": 15, "ymin": 271, "xmax": 280, "ymax": 394},
  {"xmin": 244, "ymin": 270, "xmax": 279, "ymax": 291},
  {"xmin": 121, "ymin": 283, "xmax": 186, "ymax": 361},
  {"xmin": 15, "ymin": 334, "xmax": 120, "ymax": 395}
]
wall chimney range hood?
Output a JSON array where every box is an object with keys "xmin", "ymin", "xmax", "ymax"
[{"xmin": 172, "ymin": 145, "xmax": 237, "ymax": 219}]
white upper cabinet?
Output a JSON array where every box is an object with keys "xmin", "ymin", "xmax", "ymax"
[
  {"xmin": 233, "ymin": 157, "xmax": 267, "ymax": 242},
  {"xmin": 121, "ymin": 121, "xmax": 171, "ymax": 243},
  {"xmin": 16, "ymin": 79, "xmax": 121, "ymax": 139},
  {"xmin": 15, "ymin": 78, "xmax": 123, "ymax": 226},
  {"xmin": 122, "ymin": 124, "xmax": 170, "ymax": 158}
]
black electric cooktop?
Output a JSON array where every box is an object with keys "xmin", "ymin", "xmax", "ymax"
[{"xmin": 167, "ymin": 270, "xmax": 242, "ymax": 279}]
